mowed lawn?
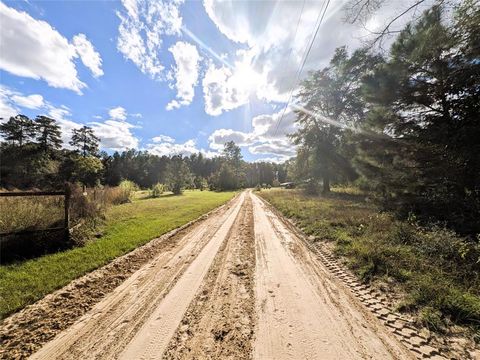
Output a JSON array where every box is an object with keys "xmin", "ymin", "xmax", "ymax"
[{"xmin": 0, "ymin": 190, "xmax": 236, "ymax": 319}]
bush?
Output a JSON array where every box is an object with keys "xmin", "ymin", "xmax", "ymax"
[
  {"xmin": 118, "ymin": 180, "xmax": 139, "ymax": 202},
  {"xmin": 150, "ymin": 183, "xmax": 166, "ymax": 198}
]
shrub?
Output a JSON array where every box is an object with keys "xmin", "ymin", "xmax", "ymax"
[
  {"xmin": 151, "ymin": 183, "xmax": 166, "ymax": 198},
  {"xmin": 117, "ymin": 180, "xmax": 139, "ymax": 202}
]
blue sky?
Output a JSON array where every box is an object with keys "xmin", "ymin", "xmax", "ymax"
[{"xmin": 0, "ymin": 0, "xmax": 420, "ymax": 161}]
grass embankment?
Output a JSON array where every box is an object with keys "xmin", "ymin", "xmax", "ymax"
[
  {"xmin": 258, "ymin": 188, "xmax": 480, "ymax": 333},
  {"xmin": 0, "ymin": 190, "xmax": 236, "ymax": 319}
]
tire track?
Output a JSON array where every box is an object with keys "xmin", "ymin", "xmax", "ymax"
[
  {"xmin": 258, "ymin": 194, "xmax": 447, "ymax": 360},
  {"xmin": 118, "ymin": 192, "xmax": 246, "ymax": 360},
  {"xmin": 252, "ymin": 193, "xmax": 414, "ymax": 360},
  {"xmin": 163, "ymin": 193, "xmax": 255, "ymax": 359},
  {"xmin": 29, "ymin": 194, "xmax": 244, "ymax": 360}
]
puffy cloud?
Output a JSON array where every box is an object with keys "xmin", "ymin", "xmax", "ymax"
[
  {"xmin": 117, "ymin": 0, "xmax": 184, "ymax": 80},
  {"xmin": 146, "ymin": 137, "xmax": 198, "ymax": 156},
  {"xmin": 0, "ymin": 86, "xmax": 19, "ymax": 120},
  {"xmin": 89, "ymin": 119, "xmax": 139, "ymax": 151},
  {"xmin": 202, "ymin": 61, "xmax": 252, "ymax": 116},
  {"xmin": 108, "ymin": 106, "xmax": 127, "ymax": 121},
  {"xmin": 252, "ymin": 108, "xmax": 297, "ymax": 139},
  {"xmin": 208, "ymin": 128, "xmax": 252, "ymax": 150},
  {"xmin": 72, "ymin": 34, "xmax": 104, "ymax": 78},
  {"xmin": 166, "ymin": 41, "xmax": 201, "ymax": 110},
  {"xmin": 151, "ymin": 134, "xmax": 175, "ymax": 143},
  {"xmin": 207, "ymin": 107, "xmax": 298, "ymax": 161},
  {"xmin": 11, "ymin": 94, "xmax": 44, "ymax": 109},
  {"xmin": 0, "ymin": 2, "xmax": 102, "ymax": 93},
  {"xmin": 201, "ymin": 0, "xmax": 430, "ymax": 113}
]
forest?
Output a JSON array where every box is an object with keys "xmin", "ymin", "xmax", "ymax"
[
  {"xmin": 0, "ymin": 117, "xmax": 288, "ymax": 193},
  {"xmin": 289, "ymin": 1, "xmax": 479, "ymax": 236}
]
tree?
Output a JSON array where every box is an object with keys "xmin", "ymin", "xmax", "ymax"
[
  {"xmin": 0, "ymin": 115, "xmax": 36, "ymax": 146},
  {"xmin": 70, "ymin": 156, "xmax": 104, "ymax": 187},
  {"xmin": 165, "ymin": 156, "xmax": 192, "ymax": 195},
  {"xmin": 356, "ymin": 3, "xmax": 480, "ymax": 234},
  {"xmin": 221, "ymin": 141, "xmax": 245, "ymax": 187},
  {"xmin": 70, "ymin": 126, "xmax": 99, "ymax": 157},
  {"xmin": 292, "ymin": 47, "xmax": 382, "ymax": 193},
  {"xmin": 35, "ymin": 116, "xmax": 62, "ymax": 152}
]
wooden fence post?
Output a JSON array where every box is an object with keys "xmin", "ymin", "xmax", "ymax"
[{"xmin": 64, "ymin": 183, "xmax": 71, "ymax": 231}]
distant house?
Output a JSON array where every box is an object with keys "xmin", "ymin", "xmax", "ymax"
[{"xmin": 280, "ymin": 182, "xmax": 295, "ymax": 189}]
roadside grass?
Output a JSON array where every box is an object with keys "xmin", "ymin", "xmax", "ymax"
[
  {"xmin": 0, "ymin": 190, "xmax": 236, "ymax": 319},
  {"xmin": 258, "ymin": 188, "xmax": 480, "ymax": 333}
]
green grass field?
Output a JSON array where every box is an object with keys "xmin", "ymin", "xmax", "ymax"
[
  {"xmin": 258, "ymin": 188, "xmax": 480, "ymax": 333},
  {"xmin": 0, "ymin": 190, "xmax": 235, "ymax": 319}
]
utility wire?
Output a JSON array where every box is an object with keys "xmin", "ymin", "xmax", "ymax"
[{"xmin": 273, "ymin": 0, "xmax": 331, "ymax": 137}]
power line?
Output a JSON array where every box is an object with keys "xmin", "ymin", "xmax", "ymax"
[{"xmin": 273, "ymin": 0, "xmax": 331, "ymax": 137}]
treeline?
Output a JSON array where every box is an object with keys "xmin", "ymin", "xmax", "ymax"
[
  {"xmin": 0, "ymin": 115, "xmax": 287, "ymax": 193},
  {"xmin": 290, "ymin": 1, "xmax": 479, "ymax": 235}
]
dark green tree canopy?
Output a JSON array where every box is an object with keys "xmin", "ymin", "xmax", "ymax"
[
  {"xmin": 0, "ymin": 115, "xmax": 36, "ymax": 146},
  {"xmin": 35, "ymin": 116, "xmax": 62, "ymax": 152},
  {"xmin": 70, "ymin": 126, "xmax": 100, "ymax": 157}
]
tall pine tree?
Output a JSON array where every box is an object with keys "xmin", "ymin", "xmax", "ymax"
[
  {"xmin": 35, "ymin": 116, "xmax": 62, "ymax": 152},
  {"xmin": 70, "ymin": 126, "xmax": 100, "ymax": 157}
]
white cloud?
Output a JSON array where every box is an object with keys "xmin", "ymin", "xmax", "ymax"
[
  {"xmin": 0, "ymin": 86, "xmax": 19, "ymax": 120},
  {"xmin": 152, "ymin": 134, "xmax": 175, "ymax": 143},
  {"xmin": 201, "ymin": 0, "xmax": 432, "ymax": 113},
  {"xmin": 166, "ymin": 41, "xmax": 201, "ymax": 110},
  {"xmin": 117, "ymin": 0, "xmax": 184, "ymax": 80},
  {"xmin": 207, "ymin": 107, "xmax": 298, "ymax": 161},
  {"xmin": 72, "ymin": 33, "xmax": 104, "ymax": 78},
  {"xmin": 11, "ymin": 94, "xmax": 45, "ymax": 109},
  {"xmin": 252, "ymin": 108, "xmax": 297, "ymax": 140},
  {"xmin": 0, "ymin": 3, "xmax": 101, "ymax": 93},
  {"xmin": 90, "ymin": 119, "xmax": 139, "ymax": 151},
  {"xmin": 208, "ymin": 128, "xmax": 252, "ymax": 150},
  {"xmin": 108, "ymin": 106, "xmax": 127, "ymax": 121},
  {"xmin": 146, "ymin": 137, "xmax": 199, "ymax": 156},
  {"xmin": 202, "ymin": 61, "xmax": 253, "ymax": 116}
]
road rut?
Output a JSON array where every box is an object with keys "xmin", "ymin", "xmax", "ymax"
[{"xmin": 24, "ymin": 190, "xmax": 419, "ymax": 359}]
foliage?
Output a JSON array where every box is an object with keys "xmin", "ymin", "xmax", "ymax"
[
  {"xmin": 292, "ymin": 47, "xmax": 382, "ymax": 193},
  {"xmin": 210, "ymin": 162, "xmax": 239, "ymax": 191},
  {"xmin": 34, "ymin": 116, "xmax": 62, "ymax": 152},
  {"xmin": 193, "ymin": 177, "xmax": 208, "ymax": 191},
  {"xmin": 118, "ymin": 179, "xmax": 139, "ymax": 201},
  {"xmin": 66, "ymin": 156, "xmax": 104, "ymax": 187},
  {"xmin": 354, "ymin": 3, "xmax": 480, "ymax": 234},
  {"xmin": 0, "ymin": 115, "xmax": 36, "ymax": 146},
  {"xmin": 260, "ymin": 189, "xmax": 480, "ymax": 330},
  {"xmin": 165, "ymin": 156, "xmax": 192, "ymax": 195},
  {"xmin": 150, "ymin": 183, "xmax": 166, "ymax": 197},
  {"xmin": 0, "ymin": 195, "xmax": 64, "ymax": 234},
  {"xmin": 70, "ymin": 126, "xmax": 100, "ymax": 157}
]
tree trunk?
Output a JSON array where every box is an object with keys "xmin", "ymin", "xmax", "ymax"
[{"xmin": 322, "ymin": 172, "xmax": 330, "ymax": 194}]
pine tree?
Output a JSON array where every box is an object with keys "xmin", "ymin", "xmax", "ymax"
[
  {"xmin": 70, "ymin": 126, "xmax": 100, "ymax": 157},
  {"xmin": 292, "ymin": 47, "xmax": 382, "ymax": 192},
  {"xmin": 0, "ymin": 114, "xmax": 35, "ymax": 146},
  {"xmin": 35, "ymin": 116, "xmax": 62, "ymax": 152},
  {"xmin": 356, "ymin": 3, "xmax": 480, "ymax": 234}
]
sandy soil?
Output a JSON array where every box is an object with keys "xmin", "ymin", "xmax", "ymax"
[
  {"xmin": 3, "ymin": 190, "xmax": 450, "ymax": 359},
  {"xmin": 251, "ymin": 193, "xmax": 413, "ymax": 360}
]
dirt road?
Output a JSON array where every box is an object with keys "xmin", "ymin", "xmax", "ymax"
[{"xmin": 21, "ymin": 190, "xmax": 418, "ymax": 359}]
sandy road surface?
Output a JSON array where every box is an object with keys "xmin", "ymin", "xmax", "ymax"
[{"xmin": 26, "ymin": 190, "xmax": 415, "ymax": 359}]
